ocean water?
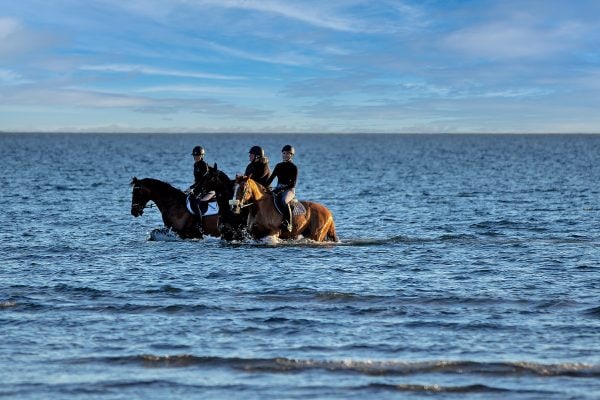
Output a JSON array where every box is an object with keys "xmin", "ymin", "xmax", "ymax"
[{"xmin": 1, "ymin": 133, "xmax": 599, "ymax": 399}]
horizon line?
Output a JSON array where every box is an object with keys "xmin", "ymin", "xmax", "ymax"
[{"xmin": 1, "ymin": 131, "xmax": 599, "ymax": 135}]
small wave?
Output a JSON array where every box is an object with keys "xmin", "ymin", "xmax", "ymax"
[
  {"xmin": 366, "ymin": 382, "xmax": 510, "ymax": 393},
  {"xmin": 583, "ymin": 306, "xmax": 600, "ymax": 318},
  {"xmin": 53, "ymin": 284, "xmax": 107, "ymax": 296},
  {"xmin": 315, "ymin": 291, "xmax": 359, "ymax": 301},
  {"xmin": 72, "ymin": 355, "xmax": 600, "ymax": 377},
  {"xmin": 144, "ymin": 285, "xmax": 184, "ymax": 294},
  {"xmin": 438, "ymin": 233, "xmax": 478, "ymax": 241},
  {"xmin": 0, "ymin": 301, "xmax": 17, "ymax": 308},
  {"xmin": 83, "ymin": 303, "xmax": 220, "ymax": 314}
]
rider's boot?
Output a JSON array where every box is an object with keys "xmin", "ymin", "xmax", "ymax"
[
  {"xmin": 281, "ymin": 204, "xmax": 293, "ymax": 232},
  {"xmin": 196, "ymin": 203, "xmax": 204, "ymax": 237}
]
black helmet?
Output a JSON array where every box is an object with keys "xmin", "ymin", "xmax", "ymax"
[
  {"xmin": 191, "ymin": 146, "xmax": 205, "ymax": 156},
  {"xmin": 249, "ymin": 146, "xmax": 264, "ymax": 157},
  {"xmin": 281, "ymin": 144, "xmax": 295, "ymax": 155}
]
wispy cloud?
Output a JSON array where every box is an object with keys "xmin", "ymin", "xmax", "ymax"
[
  {"xmin": 0, "ymin": 68, "xmax": 31, "ymax": 85},
  {"xmin": 205, "ymin": 41, "xmax": 316, "ymax": 66},
  {"xmin": 196, "ymin": 0, "xmax": 364, "ymax": 32},
  {"xmin": 80, "ymin": 64, "xmax": 244, "ymax": 80}
]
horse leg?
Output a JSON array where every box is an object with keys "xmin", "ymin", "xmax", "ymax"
[{"xmin": 327, "ymin": 220, "xmax": 338, "ymax": 242}]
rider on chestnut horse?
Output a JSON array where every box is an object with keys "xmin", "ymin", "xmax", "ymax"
[
  {"xmin": 265, "ymin": 145, "xmax": 297, "ymax": 232},
  {"xmin": 244, "ymin": 146, "xmax": 271, "ymax": 188}
]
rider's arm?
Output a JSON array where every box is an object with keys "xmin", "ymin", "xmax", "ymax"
[{"xmin": 265, "ymin": 164, "xmax": 279, "ymax": 187}]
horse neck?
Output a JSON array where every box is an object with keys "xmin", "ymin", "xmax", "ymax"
[
  {"xmin": 211, "ymin": 174, "xmax": 234, "ymax": 213},
  {"xmin": 145, "ymin": 180, "xmax": 184, "ymax": 211}
]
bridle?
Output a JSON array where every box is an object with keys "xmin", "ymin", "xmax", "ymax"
[
  {"xmin": 131, "ymin": 184, "xmax": 154, "ymax": 212},
  {"xmin": 230, "ymin": 180, "xmax": 254, "ymax": 210}
]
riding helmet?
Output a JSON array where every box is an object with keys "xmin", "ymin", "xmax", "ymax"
[
  {"xmin": 191, "ymin": 146, "xmax": 205, "ymax": 156},
  {"xmin": 249, "ymin": 146, "xmax": 264, "ymax": 157},
  {"xmin": 281, "ymin": 144, "xmax": 295, "ymax": 155}
]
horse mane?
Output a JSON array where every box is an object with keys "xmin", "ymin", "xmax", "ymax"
[
  {"xmin": 244, "ymin": 177, "xmax": 271, "ymax": 196},
  {"xmin": 134, "ymin": 177, "xmax": 184, "ymax": 196},
  {"xmin": 250, "ymin": 178, "xmax": 269, "ymax": 193}
]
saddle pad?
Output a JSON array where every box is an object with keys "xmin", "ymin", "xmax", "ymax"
[
  {"xmin": 204, "ymin": 202, "xmax": 219, "ymax": 216},
  {"xmin": 186, "ymin": 196, "xmax": 219, "ymax": 216},
  {"xmin": 273, "ymin": 198, "xmax": 306, "ymax": 216},
  {"xmin": 291, "ymin": 200, "xmax": 306, "ymax": 216}
]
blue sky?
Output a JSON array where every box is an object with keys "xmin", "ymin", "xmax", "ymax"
[{"xmin": 1, "ymin": 0, "xmax": 600, "ymax": 133}]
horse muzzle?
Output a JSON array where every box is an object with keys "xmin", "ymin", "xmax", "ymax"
[
  {"xmin": 131, "ymin": 206, "xmax": 143, "ymax": 217},
  {"xmin": 229, "ymin": 199, "xmax": 241, "ymax": 214}
]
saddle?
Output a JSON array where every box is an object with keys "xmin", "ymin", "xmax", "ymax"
[{"xmin": 186, "ymin": 194, "xmax": 219, "ymax": 217}]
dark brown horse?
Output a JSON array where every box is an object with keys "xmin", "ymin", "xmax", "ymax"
[
  {"xmin": 232, "ymin": 177, "xmax": 338, "ymax": 242},
  {"xmin": 130, "ymin": 177, "xmax": 219, "ymax": 239},
  {"xmin": 198, "ymin": 165, "xmax": 247, "ymax": 241}
]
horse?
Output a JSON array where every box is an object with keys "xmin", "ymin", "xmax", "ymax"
[
  {"xmin": 231, "ymin": 176, "xmax": 338, "ymax": 242},
  {"xmin": 130, "ymin": 177, "xmax": 219, "ymax": 239},
  {"xmin": 198, "ymin": 165, "xmax": 247, "ymax": 241}
]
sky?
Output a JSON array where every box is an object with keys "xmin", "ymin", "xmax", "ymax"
[{"xmin": 1, "ymin": 0, "xmax": 600, "ymax": 133}]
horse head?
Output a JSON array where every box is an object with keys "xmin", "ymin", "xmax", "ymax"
[
  {"xmin": 201, "ymin": 164, "xmax": 223, "ymax": 193},
  {"xmin": 130, "ymin": 177, "xmax": 151, "ymax": 217},
  {"xmin": 231, "ymin": 175, "xmax": 251, "ymax": 214}
]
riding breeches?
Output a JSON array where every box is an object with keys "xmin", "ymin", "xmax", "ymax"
[{"xmin": 278, "ymin": 188, "xmax": 295, "ymax": 205}]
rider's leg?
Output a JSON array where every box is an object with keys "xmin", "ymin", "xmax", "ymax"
[
  {"xmin": 279, "ymin": 190, "xmax": 294, "ymax": 232},
  {"xmin": 195, "ymin": 198, "xmax": 204, "ymax": 235}
]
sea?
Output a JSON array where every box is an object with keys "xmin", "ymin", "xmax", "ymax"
[{"xmin": 1, "ymin": 133, "xmax": 599, "ymax": 399}]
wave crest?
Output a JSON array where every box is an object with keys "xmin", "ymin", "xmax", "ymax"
[{"xmin": 71, "ymin": 355, "xmax": 600, "ymax": 377}]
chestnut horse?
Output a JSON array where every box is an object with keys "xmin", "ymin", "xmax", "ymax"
[
  {"xmin": 232, "ymin": 177, "xmax": 338, "ymax": 242},
  {"xmin": 130, "ymin": 177, "xmax": 219, "ymax": 239}
]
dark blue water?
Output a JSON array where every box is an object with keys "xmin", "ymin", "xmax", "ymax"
[{"xmin": 1, "ymin": 133, "xmax": 599, "ymax": 399}]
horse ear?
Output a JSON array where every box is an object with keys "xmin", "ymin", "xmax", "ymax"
[
  {"xmin": 130, "ymin": 176, "xmax": 138, "ymax": 186},
  {"xmin": 213, "ymin": 163, "xmax": 217, "ymax": 170}
]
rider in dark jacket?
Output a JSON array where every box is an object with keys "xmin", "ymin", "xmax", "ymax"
[
  {"xmin": 189, "ymin": 145, "xmax": 208, "ymax": 194},
  {"xmin": 265, "ymin": 145, "xmax": 298, "ymax": 232},
  {"xmin": 244, "ymin": 145, "xmax": 271, "ymax": 188},
  {"xmin": 188, "ymin": 146, "xmax": 215, "ymax": 226}
]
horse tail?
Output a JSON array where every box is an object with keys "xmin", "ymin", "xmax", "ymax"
[{"xmin": 327, "ymin": 219, "xmax": 338, "ymax": 242}]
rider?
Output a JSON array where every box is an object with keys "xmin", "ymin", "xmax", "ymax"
[
  {"xmin": 244, "ymin": 145, "xmax": 271, "ymax": 188},
  {"xmin": 188, "ymin": 146, "xmax": 216, "ymax": 229},
  {"xmin": 265, "ymin": 144, "xmax": 297, "ymax": 232}
]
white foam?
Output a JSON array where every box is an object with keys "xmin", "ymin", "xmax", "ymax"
[{"xmin": 148, "ymin": 227, "xmax": 182, "ymax": 242}]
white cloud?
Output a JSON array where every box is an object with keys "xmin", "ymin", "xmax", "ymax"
[
  {"xmin": 0, "ymin": 17, "xmax": 20, "ymax": 39},
  {"xmin": 444, "ymin": 19, "xmax": 588, "ymax": 60}
]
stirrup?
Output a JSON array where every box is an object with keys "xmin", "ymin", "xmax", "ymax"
[{"xmin": 281, "ymin": 221, "xmax": 292, "ymax": 232}]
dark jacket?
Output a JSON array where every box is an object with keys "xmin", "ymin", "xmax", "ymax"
[
  {"xmin": 190, "ymin": 160, "xmax": 209, "ymax": 192},
  {"xmin": 266, "ymin": 160, "xmax": 298, "ymax": 190},
  {"xmin": 244, "ymin": 157, "xmax": 271, "ymax": 188}
]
